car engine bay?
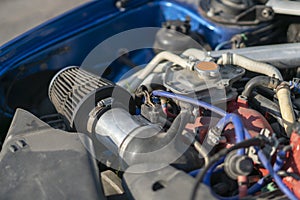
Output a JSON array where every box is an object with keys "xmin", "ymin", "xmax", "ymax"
[{"xmin": 1, "ymin": 0, "xmax": 300, "ymax": 199}]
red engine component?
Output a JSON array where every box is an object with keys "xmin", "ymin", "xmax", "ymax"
[
  {"xmin": 185, "ymin": 97, "xmax": 275, "ymax": 197},
  {"xmin": 186, "ymin": 97, "xmax": 273, "ymax": 147},
  {"xmin": 283, "ymin": 130, "xmax": 300, "ymax": 199},
  {"xmin": 224, "ymin": 97, "xmax": 273, "ymax": 147},
  {"xmin": 185, "ymin": 116, "xmax": 219, "ymax": 145}
]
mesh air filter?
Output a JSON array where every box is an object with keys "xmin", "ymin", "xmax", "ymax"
[{"xmin": 48, "ymin": 67, "xmax": 114, "ymax": 127}]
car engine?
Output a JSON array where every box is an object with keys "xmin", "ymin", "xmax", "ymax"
[{"xmin": 1, "ymin": 0, "xmax": 300, "ymax": 199}]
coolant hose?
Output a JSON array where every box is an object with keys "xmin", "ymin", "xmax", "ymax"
[
  {"xmin": 138, "ymin": 51, "xmax": 193, "ymax": 79},
  {"xmin": 129, "ymin": 51, "xmax": 194, "ymax": 92},
  {"xmin": 218, "ymin": 53, "xmax": 283, "ymax": 81},
  {"xmin": 241, "ymin": 76, "xmax": 280, "ymax": 98},
  {"xmin": 241, "ymin": 76, "xmax": 294, "ymax": 136},
  {"xmin": 276, "ymin": 82, "xmax": 296, "ymax": 136}
]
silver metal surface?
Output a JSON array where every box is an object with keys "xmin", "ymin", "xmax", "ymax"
[
  {"xmin": 267, "ymin": 0, "xmax": 300, "ymax": 16},
  {"xmin": 210, "ymin": 43, "xmax": 300, "ymax": 69},
  {"xmin": 163, "ymin": 61, "xmax": 244, "ymax": 101},
  {"xmin": 95, "ymin": 108, "xmax": 142, "ymax": 148}
]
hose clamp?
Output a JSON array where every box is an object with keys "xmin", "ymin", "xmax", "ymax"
[{"xmin": 276, "ymin": 82, "xmax": 290, "ymax": 92}]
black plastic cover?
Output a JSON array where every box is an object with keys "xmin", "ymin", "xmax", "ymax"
[
  {"xmin": 123, "ymin": 163, "xmax": 216, "ymax": 200},
  {"xmin": 0, "ymin": 109, "xmax": 105, "ymax": 200}
]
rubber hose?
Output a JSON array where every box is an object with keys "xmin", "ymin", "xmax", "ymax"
[
  {"xmin": 218, "ymin": 53, "xmax": 283, "ymax": 81},
  {"xmin": 129, "ymin": 51, "xmax": 194, "ymax": 92},
  {"xmin": 241, "ymin": 76, "xmax": 280, "ymax": 98},
  {"xmin": 276, "ymin": 82, "xmax": 296, "ymax": 136}
]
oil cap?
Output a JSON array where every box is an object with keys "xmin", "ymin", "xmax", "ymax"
[{"xmin": 194, "ymin": 61, "xmax": 220, "ymax": 78}]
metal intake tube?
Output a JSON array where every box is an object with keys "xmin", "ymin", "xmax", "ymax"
[{"xmin": 48, "ymin": 66, "xmax": 200, "ymax": 171}]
